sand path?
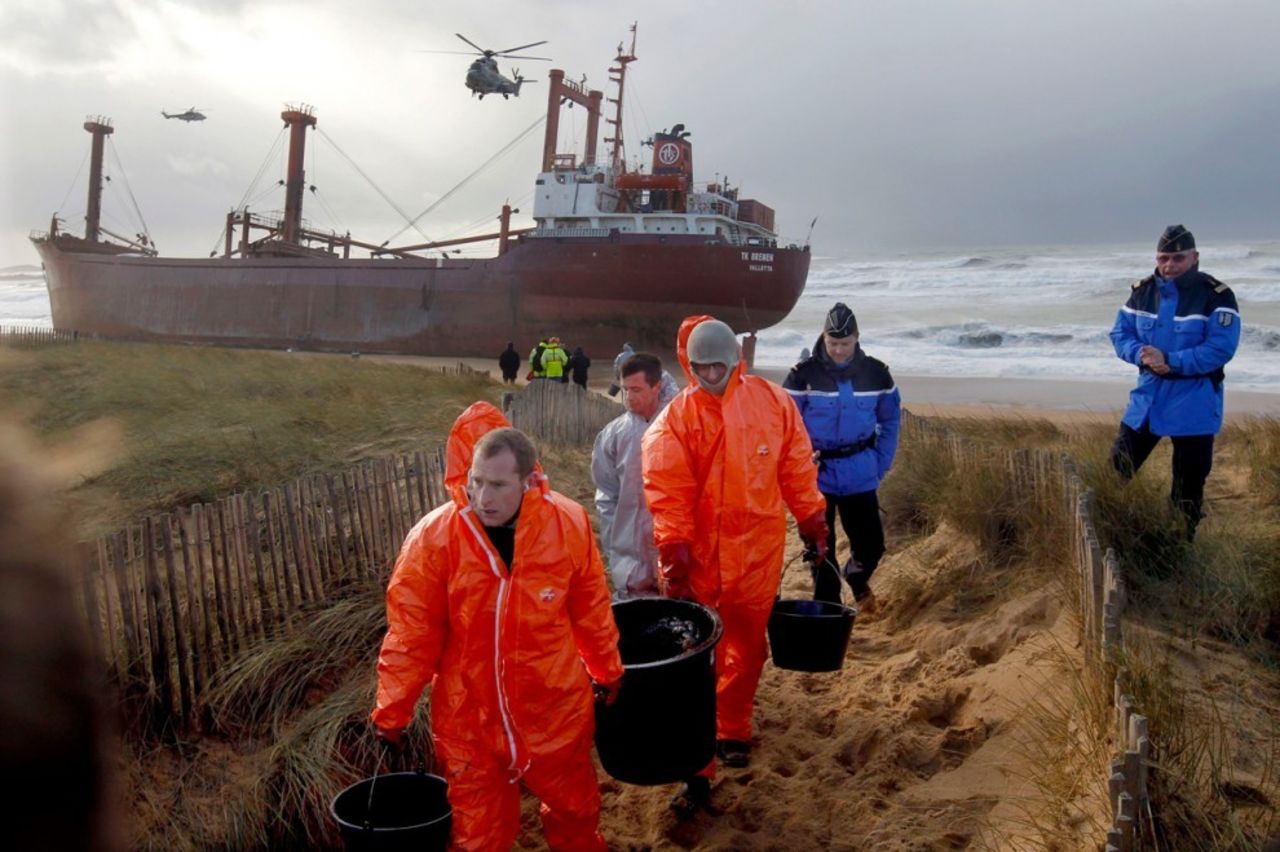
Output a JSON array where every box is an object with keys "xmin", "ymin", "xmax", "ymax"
[{"xmin": 508, "ymin": 524, "xmax": 1091, "ymax": 850}]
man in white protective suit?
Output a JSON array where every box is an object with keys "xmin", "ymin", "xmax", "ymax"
[{"xmin": 591, "ymin": 352, "xmax": 679, "ymax": 598}]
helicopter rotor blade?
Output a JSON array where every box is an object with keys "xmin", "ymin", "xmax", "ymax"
[
  {"xmin": 496, "ymin": 53, "xmax": 551, "ymax": 61},
  {"xmin": 495, "ymin": 39, "xmax": 548, "ymax": 55},
  {"xmin": 455, "ymin": 33, "xmax": 488, "ymax": 54},
  {"xmin": 415, "ymin": 49, "xmax": 484, "ymax": 55}
]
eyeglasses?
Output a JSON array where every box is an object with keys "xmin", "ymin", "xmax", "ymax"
[{"xmin": 1156, "ymin": 252, "xmax": 1193, "ymax": 263}]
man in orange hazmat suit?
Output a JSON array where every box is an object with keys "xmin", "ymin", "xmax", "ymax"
[
  {"xmin": 641, "ymin": 316, "xmax": 829, "ymax": 813},
  {"xmin": 372, "ymin": 402, "xmax": 624, "ymax": 850}
]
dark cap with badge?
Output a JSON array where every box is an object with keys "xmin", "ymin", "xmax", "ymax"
[
  {"xmin": 823, "ymin": 302, "xmax": 858, "ymax": 338},
  {"xmin": 1158, "ymin": 225, "xmax": 1196, "ymax": 253}
]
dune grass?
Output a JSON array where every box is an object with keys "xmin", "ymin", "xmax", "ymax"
[
  {"xmin": 884, "ymin": 414, "xmax": 1280, "ymax": 848},
  {"xmin": 0, "ymin": 341, "xmax": 504, "ymax": 536}
]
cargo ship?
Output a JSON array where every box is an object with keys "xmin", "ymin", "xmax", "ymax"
[{"xmin": 31, "ymin": 32, "xmax": 810, "ymax": 359}]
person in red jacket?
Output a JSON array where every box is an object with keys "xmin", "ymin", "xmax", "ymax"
[
  {"xmin": 641, "ymin": 316, "xmax": 828, "ymax": 815},
  {"xmin": 372, "ymin": 402, "xmax": 624, "ymax": 850}
]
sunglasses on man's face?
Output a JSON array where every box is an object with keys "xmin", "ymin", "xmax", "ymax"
[{"xmin": 1156, "ymin": 252, "xmax": 1193, "ymax": 263}]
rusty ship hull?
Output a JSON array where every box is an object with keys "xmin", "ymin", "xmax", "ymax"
[{"xmin": 37, "ymin": 232, "xmax": 808, "ymax": 357}]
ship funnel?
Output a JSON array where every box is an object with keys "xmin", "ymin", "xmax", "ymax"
[{"xmin": 649, "ymin": 128, "xmax": 692, "ymax": 190}]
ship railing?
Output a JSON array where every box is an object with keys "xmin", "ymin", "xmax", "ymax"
[
  {"xmin": 528, "ymin": 227, "xmax": 612, "ymax": 239},
  {"xmin": 718, "ymin": 233, "xmax": 779, "ymax": 248}
]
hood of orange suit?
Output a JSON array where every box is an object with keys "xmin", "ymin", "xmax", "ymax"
[{"xmin": 675, "ymin": 315, "xmax": 747, "ymax": 398}]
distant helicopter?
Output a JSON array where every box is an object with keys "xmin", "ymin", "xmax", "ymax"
[
  {"xmin": 422, "ymin": 34, "xmax": 550, "ymax": 99},
  {"xmin": 162, "ymin": 107, "xmax": 207, "ymax": 122}
]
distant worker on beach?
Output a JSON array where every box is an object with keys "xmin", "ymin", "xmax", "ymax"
[
  {"xmin": 543, "ymin": 336, "xmax": 570, "ymax": 383},
  {"xmin": 642, "ymin": 316, "xmax": 827, "ymax": 815},
  {"xmin": 608, "ymin": 342, "xmax": 635, "ymax": 396},
  {"xmin": 591, "ymin": 352, "xmax": 679, "ymax": 599},
  {"xmin": 528, "ymin": 337, "xmax": 549, "ymax": 380},
  {"xmin": 1109, "ymin": 225, "xmax": 1240, "ymax": 541},
  {"xmin": 372, "ymin": 404, "xmax": 624, "ymax": 849},
  {"xmin": 568, "ymin": 346, "xmax": 592, "ymax": 389},
  {"xmin": 784, "ymin": 303, "xmax": 901, "ymax": 607},
  {"xmin": 498, "ymin": 342, "xmax": 520, "ymax": 384}
]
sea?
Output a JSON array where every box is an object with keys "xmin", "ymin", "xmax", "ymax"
[
  {"xmin": 755, "ymin": 240, "xmax": 1280, "ymax": 393},
  {"xmin": 3, "ymin": 240, "xmax": 1278, "ymax": 392}
]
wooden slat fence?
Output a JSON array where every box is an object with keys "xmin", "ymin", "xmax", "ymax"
[
  {"xmin": 902, "ymin": 412, "xmax": 1147, "ymax": 850},
  {"xmin": 0, "ymin": 324, "xmax": 79, "ymax": 345},
  {"xmin": 505, "ymin": 378, "xmax": 623, "ymax": 445},
  {"xmin": 68, "ymin": 377, "xmax": 607, "ymax": 734},
  {"xmin": 74, "ymin": 448, "xmax": 449, "ymax": 735}
]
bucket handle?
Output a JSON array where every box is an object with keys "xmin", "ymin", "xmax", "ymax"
[
  {"xmin": 362, "ymin": 739, "xmax": 438, "ymax": 831},
  {"xmin": 778, "ymin": 547, "xmax": 850, "ymax": 609},
  {"xmin": 363, "ymin": 747, "xmax": 386, "ymax": 831}
]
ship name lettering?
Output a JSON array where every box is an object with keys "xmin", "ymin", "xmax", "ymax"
[{"xmin": 741, "ymin": 251, "xmax": 774, "ymax": 263}]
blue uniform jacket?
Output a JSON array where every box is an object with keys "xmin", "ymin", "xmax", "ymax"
[
  {"xmin": 1110, "ymin": 266, "xmax": 1240, "ymax": 436},
  {"xmin": 782, "ymin": 339, "xmax": 901, "ymax": 496}
]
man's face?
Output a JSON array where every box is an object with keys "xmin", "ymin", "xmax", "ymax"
[
  {"xmin": 622, "ymin": 371, "xmax": 661, "ymax": 417},
  {"xmin": 468, "ymin": 449, "xmax": 528, "ymax": 526},
  {"xmin": 1156, "ymin": 249, "xmax": 1198, "ymax": 280},
  {"xmin": 691, "ymin": 362, "xmax": 729, "ymax": 394},
  {"xmin": 823, "ymin": 332, "xmax": 858, "ymax": 363}
]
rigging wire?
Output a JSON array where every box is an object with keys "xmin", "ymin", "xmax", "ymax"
[
  {"xmin": 234, "ymin": 128, "xmax": 287, "ymax": 213},
  {"xmin": 439, "ymin": 188, "xmax": 535, "ymax": 242},
  {"xmin": 309, "ymin": 187, "xmax": 346, "ymax": 235},
  {"xmin": 107, "ymin": 138, "xmax": 152, "ymax": 243},
  {"xmin": 383, "ymin": 113, "xmax": 546, "ymax": 246},
  {"xmin": 55, "ymin": 148, "xmax": 90, "ymax": 219},
  {"xmin": 315, "ymin": 128, "xmax": 430, "ymax": 243},
  {"xmin": 626, "ymin": 74, "xmax": 655, "ymax": 173},
  {"xmin": 209, "ymin": 127, "xmax": 288, "ymax": 256}
]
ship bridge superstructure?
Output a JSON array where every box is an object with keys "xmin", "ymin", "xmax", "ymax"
[{"xmin": 532, "ymin": 28, "xmax": 782, "ymax": 248}]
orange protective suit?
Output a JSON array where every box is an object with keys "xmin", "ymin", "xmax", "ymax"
[
  {"xmin": 641, "ymin": 316, "xmax": 826, "ymax": 745},
  {"xmin": 372, "ymin": 402, "xmax": 624, "ymax": 851}
]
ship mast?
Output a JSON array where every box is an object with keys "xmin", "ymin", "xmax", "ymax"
[
  {"xmin": 83, "ymin": 117, "xmax": 114, "ymax": 242},
  {"xmin": 280, "ymin": 105, "xmax": 317, "ymax": 245},
  {"xmin": 605, "ymin": 23, "xmax": 638, "ymax": 174}
]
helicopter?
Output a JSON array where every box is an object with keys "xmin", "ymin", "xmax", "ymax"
[
  {"xmin": 422, "ymin": 34, "xmax": 550, "ymax": 99},
  {"xmin": 162, "ymin": 107, "xmax": 207, "ymax": 122}
]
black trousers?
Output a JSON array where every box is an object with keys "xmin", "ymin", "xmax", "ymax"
[
  {"xmin": 812, "ymin": 490, "xmax": 885, "ymax": 603},
  {"xmin": 1109, "ymin": 422, "xmax": 1214, "ymax": 537}
]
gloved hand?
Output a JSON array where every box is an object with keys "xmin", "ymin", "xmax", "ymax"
[
  {"xmin": 593, "ymin": 677, "xmax": 622, "ymax": 707},
  {"xmin": 658, "ymin": 541, "xmax": 696, "ymax": 599},
  {"xmin": 797, "ymin": 512, "xmax": 830, "ymax": 565},
  {"xmin": 375, "ymin": 726, "xmax": 406, "ymax": 755}
]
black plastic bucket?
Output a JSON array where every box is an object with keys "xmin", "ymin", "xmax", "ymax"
[
  {"xmin": 768, "ymin": 599, "xmax": 857, "ymax": 672},
  {"xmin": 595, "ymin": 598, "xmax": 724, "ymax": 785},
  {"xmin": 331, "ymin": 770, "xmax": 451, "ymax": 851}
]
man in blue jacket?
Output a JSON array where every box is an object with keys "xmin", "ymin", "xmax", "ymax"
[
  {"xmin": 1109, "ymin": 225, "xmax": 1241, "ymax": 540},
  {"xmin": 784, "ymin": 303, "xmax": 901, "ymax": 606}
]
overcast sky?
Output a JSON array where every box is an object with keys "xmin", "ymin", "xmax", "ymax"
[{"xmin": 2, "ymin": 0, "xmax": 1278, "ymax": 265}]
